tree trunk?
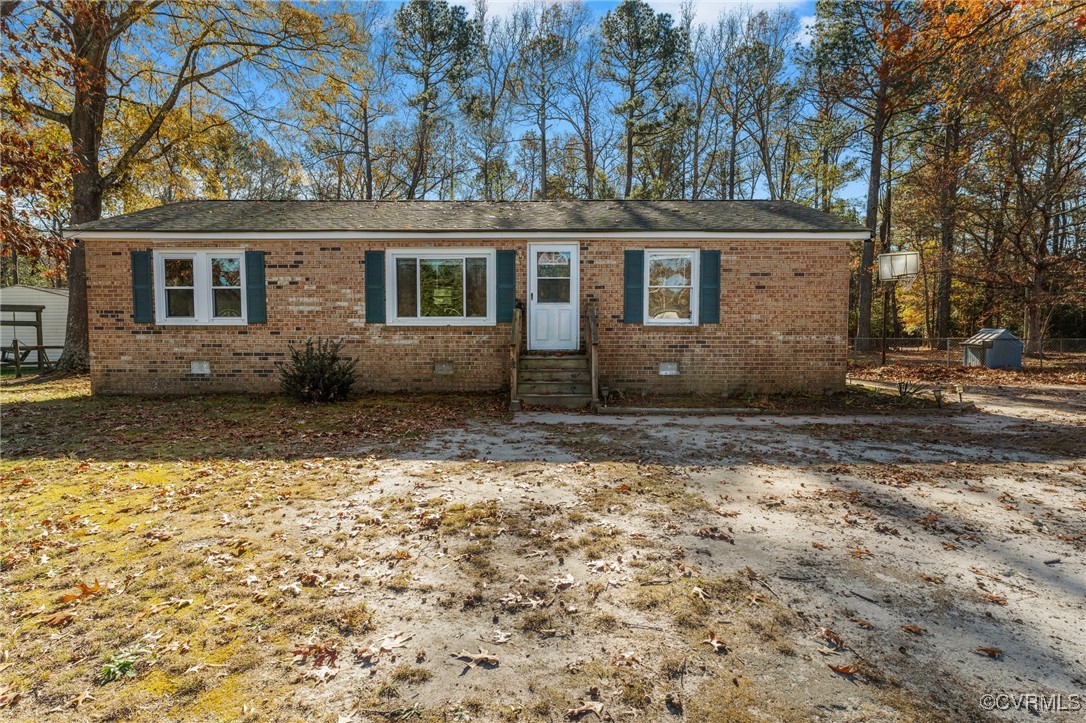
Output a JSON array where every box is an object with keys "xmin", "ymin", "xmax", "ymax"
[
  {"xmin": 361, "ymin": 105, "xmax": 373, "ymax": 201},
  {"xmin": 623, "ymin": 119, "xmax": 634, "ymax": 199},
  {"xmin": 934, "ymin": 115, "xmax": 960, "ymax": 339},
  {"xmin": 856, "ymin": 97, "xmax": 886, "ymax": 349},
  {"xmin": 1025, "ymin": 268, "xmax": 1046, "ymax": 355},
  {"xmin": 727, "ymin": 118, "xmax": 738, "ymax": 200},
  {"xmin": 539, "ymin": 105, "xmax": 548, "ymax": 200},
  {"xmin": 56, "ymin": 5, "xmax": 110, "ymax": 374}
]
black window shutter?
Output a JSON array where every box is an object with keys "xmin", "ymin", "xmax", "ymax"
[
  {"xmin": 365, "ymin": 250, "xmax": 385, "ymax": 323},
  {"xmin": 496, "ymin": 250, "xmax": 516, "ymax": 323},
  {"xmin": 131, "ymin": 250, "xmax": 153, "ymax": 323},
  {"xmin": 623, "ymin": 250, "xmax": 644, "ymax": 323},
  {"xmin": 699, "ymin": 250, "xmax": 721, "ymax": 324},
  {"xmin": 244, "ymin": 251, "xmax": 267, "ymax": 323}
]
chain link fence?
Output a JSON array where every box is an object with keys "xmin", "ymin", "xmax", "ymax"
[{"xmin": 849, "ymin": 338, "xmax": 1086, "ymax": 370}]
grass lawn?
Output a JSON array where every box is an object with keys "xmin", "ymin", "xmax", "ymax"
[{"xmin": 1, "ymin": 377, "xmax": 506, "ymax": 720}]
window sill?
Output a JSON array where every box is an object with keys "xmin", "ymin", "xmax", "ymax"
[
  {"xmin": 386, "ymin": 318, "xmax": 496, "ymax": 327},
  {"xmin": 643, "ymin": 321, "xmax": 699, "ymax": 328},
  {"xmin": 155, "ymin": 318, "xmax": 249, "ymax": 326}
]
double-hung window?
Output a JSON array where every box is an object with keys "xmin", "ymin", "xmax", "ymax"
[
  {"xmin": 645, "ymin": 249, "xmax": 699, "ymax": 325},
  {"xmin": 386, "ymin": 249, "xmax": 496, "ymax": 326},
  {"xmin": 154, "ymin": 251, "xmax": 246, "ymax": 325}
]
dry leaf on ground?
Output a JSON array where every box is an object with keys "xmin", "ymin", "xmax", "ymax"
[
  {"xmin": 303, "ymin": 665, "xmax": 338, "ymax": 683},
  {"xmin": 452, "ymin": 648, "xmax": 499, "ymax": 669},
  {"xmin": 40, "ymin": 611, "xmax": 75, "ymax": 627},
  {"xmin": 818, "ymin": 627, "xmax": 845, "ymax": 650},
  {"xmin": 353, "ymin": 631, "xmax": 414, "ymax": 664},
  {"xmin": 703, "ymin": 631, "xmax": 728, "ymax": 654},
  {"xmin": 566, "ymin": 700, "xmax": 606, "ymax": 720},
  {"xmin": 58, "ymin": 580, "xmax": 101, "ymax": 605}
]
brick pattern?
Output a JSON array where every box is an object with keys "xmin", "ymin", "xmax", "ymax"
[{"xmin": 85, "ymin": 237, "xmax": 847, "ymax": 395}]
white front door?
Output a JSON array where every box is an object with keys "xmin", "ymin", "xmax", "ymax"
[{"xmin": 528, "ymin": 243, "xmax": 579, "ymax": 351}]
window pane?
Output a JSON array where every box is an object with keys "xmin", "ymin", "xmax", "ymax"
[
  {"xmin": 420, "ymin": 259, "xmax": 464, "ymax": 317},
  {"xmin": 536, "ymin": 251, "xmax": 570, "ymax": 278},
  {"xmin": 213, "ymin": 289, "xmax": 242, "ymax": 318},
  {"xmin": 166, "ymin": 288, "xmax": 195, "ymax": 318},
  {"xmin": 537, "ymin": 278, "xmax": 570, "ymax": 303},
  {"xmin": 648, "ymin": 255, "xmax": 692, "ymax": 287},
  {"xmin": 212, "ymin": 257, "xmax": 241, "ymax": 287},
  {"xmin": 465, "ymin": 257, "xmax": 487, "ymax": 318},
  {"xmin": 396, "ymin": 259, "xmax": 418, "ymax": 317},
  {"xmin": 648, "ymin": 287, "xmax": 691, "ymax": 320},
  {"xmin": 165, "ymin": 258, "xmax": 194, "ymax": 287}
]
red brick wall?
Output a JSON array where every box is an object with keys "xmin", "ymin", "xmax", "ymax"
[{"xmin": 85, "ymin": 237, "xmax": 848, "ymax": 395}]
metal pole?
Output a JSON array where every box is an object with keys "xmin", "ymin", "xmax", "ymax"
[{"xmin": 881, "ymin": 283, "xmax": 890, "ymax": 366}]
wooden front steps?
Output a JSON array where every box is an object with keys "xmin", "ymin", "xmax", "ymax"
[{"xmin": 516, "ymin": 354, "xmax": 593, "ymax": 408}]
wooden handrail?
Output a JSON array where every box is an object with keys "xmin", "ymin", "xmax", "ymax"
[
  {"xmin": 510, "ymin": 306, "xmax": 523, "ymax": 410},
  {"xmin": 583, "ymin": 305, "xmax": 600, "ymax": 408}
]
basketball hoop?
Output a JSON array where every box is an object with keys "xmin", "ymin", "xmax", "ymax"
[
  {"xmin": 875, "ymin": 251, "xmax": 920, "ymax": 366},
  {"xmin": 878, "ymin": 251, "xmax": 920, "ymax": 285}
]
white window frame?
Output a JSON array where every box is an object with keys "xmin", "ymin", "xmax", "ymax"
[
  {"xmin": 385, "ymin": 248, "xmax": 497, "ymax": 326},
  {"xmin": 644, "ymin": 249, "xmax": 699, "ymax": 326},
  {"xmin": 153, "ymin": 250, "xmax": 247, "ymax": 325}
]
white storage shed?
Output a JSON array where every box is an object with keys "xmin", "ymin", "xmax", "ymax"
[{"xmin": 1, "ymin": 285, "xmax": 69, "ymax": 363}]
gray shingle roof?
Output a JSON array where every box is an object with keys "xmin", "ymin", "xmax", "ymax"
[{"xmin": 67, "ymin": 200, "xmax": 869, "ymax": 235}]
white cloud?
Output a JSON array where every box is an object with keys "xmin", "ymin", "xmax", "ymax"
[
  {"xmin": 797, "ymin": 13, "xmax": 816, "ymax": 45},
  {"xmin": 451, "ymin": 0, "xmax": 812, "ymax": 25},
  {"xmin": 648, "ymin": 1, "xmax": 809, "ymax": 28}
]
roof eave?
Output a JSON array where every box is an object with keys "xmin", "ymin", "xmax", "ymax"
[{"xmin": 65, "ymin": 229, "xmax": 869, "ymax": 240}]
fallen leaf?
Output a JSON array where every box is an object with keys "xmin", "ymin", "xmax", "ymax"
[
  {"xmin": 695, "ymin": 526, "xmax": 734, "ymax": 543},
  {"xmin": 566, "ymin": 701, "xmax": 605, "ymax": 720},
  {"xmin": 811, "ymin": 541, "xmax": 830, "ymax": 550},
  {"xmin": 303, "ymin": 665, "xmax": 338, "ymax": 683},
  {"xmin": 452, "ymin": 647, "xmax": 499, "ymax": 669},
  {"xmin": 148, "ymin": 598, "xmax": 192, "ymax": 615},
  {"xmin": 353, "ymin": 630, "xmax": 414, "ymax": 663},
  {"xmin": 818, "ymin": 627, "xmax": 845, "ymax": 650},
  {"xmin": 849, "ymin": 547, "xmax": 874, "ymax": 559},
  {"xmin": 702, "ymin": 631, "xmax": 728, "ymax": 654},
  {"xmin": 921, "ymin": 574, "xmax": 944, "ymax": 584},
  {"xmin": 292, "ymin": 642, "xmax": 338, "ymax": 668},
  {"xmin": 58, "ymin": 579, "xmax": 101, "ymax": 605},
  {"xmin": 550, "ymin": 574, "xmax": 578, "ymax": 591},
  {"xmin": 829, "ymin": 664, "xmax": 856, "ymax": 676},
  {"xmin": 0, "ymin": 688, "xmax": 22, "ymax": 708},
  {"xmin": 849, "ymin": 617, "xmax": 874, "ymax": 630},
  {"xmin": 984, "ymin": 593, "xmax": 1008, "ymax": 606},
  {"xmin": 975, "ymin": 646, "xmax": 1003, "ymax": 659},
  {"xmin": 901, "ymin": 625, "xmax": 927, "ymax": 636},
  {"xmin": 41, "ymin": 610, "xmax": 75, "ymax": 627}
]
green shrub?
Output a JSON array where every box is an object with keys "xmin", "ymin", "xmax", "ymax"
[{"xmin": 278, "ymin": 338, "xmax": 357, "ymax": 402}]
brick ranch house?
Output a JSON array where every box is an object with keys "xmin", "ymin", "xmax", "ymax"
[{"xmin": 67, "ymin": 200, "xmax": 869, "ymax": 407}]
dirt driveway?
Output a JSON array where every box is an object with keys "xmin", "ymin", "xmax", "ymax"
[{"xmin": 1, "ymin": 378, "xmax": 1083, "ymax": 722}]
